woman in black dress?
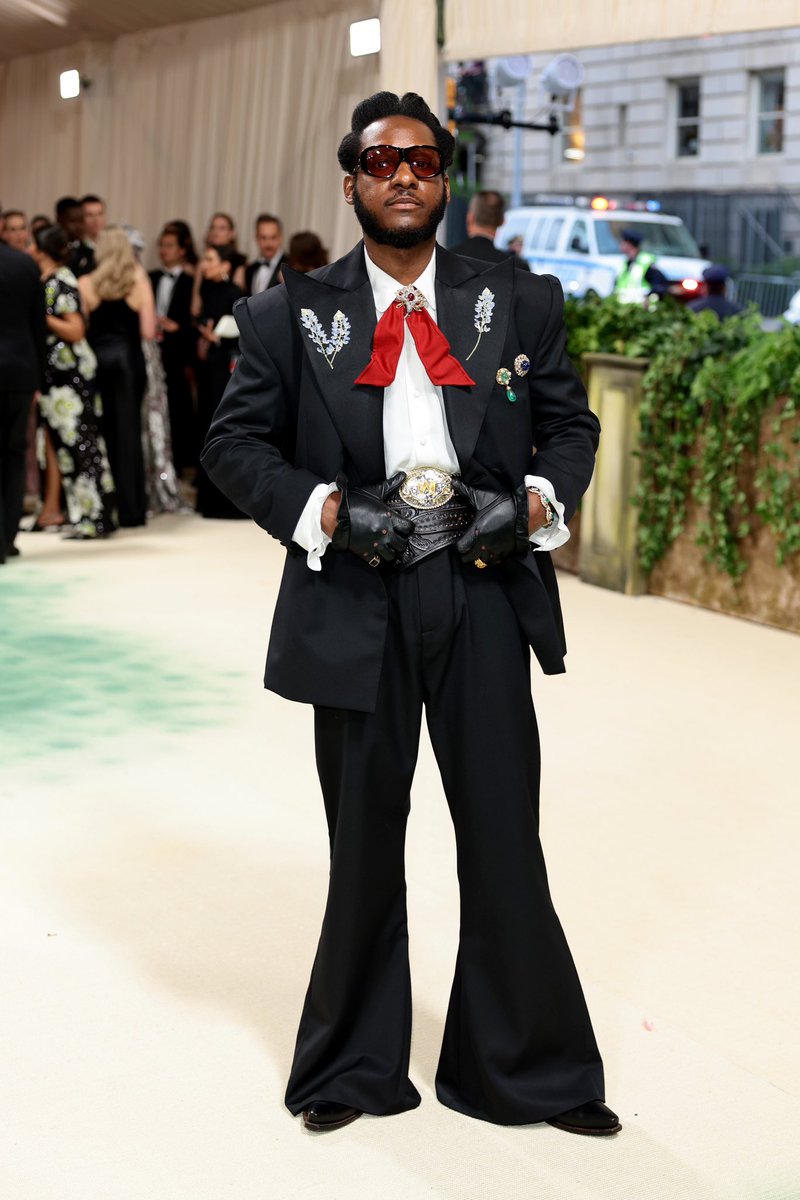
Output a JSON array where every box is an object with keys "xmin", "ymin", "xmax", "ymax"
[
  {"xmin": 33, "ymin": 224, "xmax": 117, "ymax": 538},
  {"xmin": 194, "ymin": 243, "xmax": 245, "ymax": 518},
  {"xmin": 79, "ymin": 227, "xmax": 156, "ymax": 527}
]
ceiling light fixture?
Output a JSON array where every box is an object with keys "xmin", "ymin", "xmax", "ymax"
[
  {"xmin": 59, "ymin": 69, "xmax": 81, "ymax": 99},
  {"xmin": 350, "ymin": 18, "xmax": 380, "ymax": 57}
]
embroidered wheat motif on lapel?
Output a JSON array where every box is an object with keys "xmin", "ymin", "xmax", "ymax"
[
  {"xmin": 465, "ymin": 288, "xmax": 495, "ymax": 362},
  {"xmin": 299, "ymin": 307, "xmax": 351, "ymax": 369}
]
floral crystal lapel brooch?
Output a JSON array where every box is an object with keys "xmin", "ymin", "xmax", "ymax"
[
  {"xmin": 299, "ymin": 308, "xmax": 351, "ymax": 369},
  {"xmin": 466, "ymin": 287, "xmax": 495, "ymax": 362}
]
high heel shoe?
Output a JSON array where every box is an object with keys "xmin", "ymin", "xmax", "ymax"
[{"xmin": 29, "ymin": 513, "xmax": 65, "ymax": 532}]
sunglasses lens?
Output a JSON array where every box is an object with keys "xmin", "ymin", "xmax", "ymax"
[
  {"xmin": 362, "ymin": 146, "xmax": 402, "ymax": 178},
  {"xmin": 407, "ymin": 148, "xmax": 441, "ymax": 178}
]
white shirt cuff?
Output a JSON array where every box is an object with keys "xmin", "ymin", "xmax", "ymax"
[
  {"xmin": 524, "ymin": 474, "xmax": 570, "ymax": 551},
  {"xmin": 291, "ymin": 481, "xmax": 338, "ymax": 572}
]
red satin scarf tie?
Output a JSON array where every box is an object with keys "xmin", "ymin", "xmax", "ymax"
[{"xmin": 355, "ymin": 285, "xmax": 475, "ymax": 388}]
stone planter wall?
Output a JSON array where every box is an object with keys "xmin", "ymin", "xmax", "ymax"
[{"xmin": 557, "ymin": 353, "xmax": 800, "ymax": 634}]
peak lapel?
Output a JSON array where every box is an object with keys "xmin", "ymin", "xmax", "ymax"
[
  {"xmin": 283, "ymin": 247, "xmax": 385, "ymax": 482},
  {"xmin": 434, "ymin": 249, "xmax": 514, "ymax": 471}
]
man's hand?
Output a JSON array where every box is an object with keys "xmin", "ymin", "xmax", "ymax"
[
  {"xmin": 453, "ymin": 480, "xmax": 530, "ymax": 567},
  {"xmin": 330, "ymin": 472, "xmax": 414, "ymax": 565}
]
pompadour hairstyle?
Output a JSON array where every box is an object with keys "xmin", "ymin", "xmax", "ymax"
[{"xmin": 337, "ymin": 91, "xmax": 454, "ymax": 173}]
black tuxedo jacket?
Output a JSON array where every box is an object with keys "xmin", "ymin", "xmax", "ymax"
[
  {"xmin": 203, "ymin": 242, "xmax": 600, "ymax": 712},
  {"xmin": 245, "ymin": 254, "xmax": 286, "ymax": 296},
  {"xmin": 0, "ymin": 243, "xmax": 46, "ymax": 391},
  {"xmin": 149, "ymin": 269, "xmax": 194, "ymax": 359}
]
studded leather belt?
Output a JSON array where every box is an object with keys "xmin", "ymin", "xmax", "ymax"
[{"xmin": 385, "ymin": 467, "xmax": 472, "ymax": 570}]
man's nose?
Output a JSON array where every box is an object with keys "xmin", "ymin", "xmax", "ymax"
[{"xmin": 392, "ymin": 157, "xmax": 418, "ymax": 187}]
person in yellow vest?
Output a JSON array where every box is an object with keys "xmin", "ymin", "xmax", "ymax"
[{"xmin": 614, "ymin": 228, "xmax": 668, "ymax": 305}]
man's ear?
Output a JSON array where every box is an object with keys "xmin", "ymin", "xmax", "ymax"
[
  {"xmin": 443, "ymin": 174, "xmax": 451, "ymax": 205},
  {"xmin": 343, "ymin": 175, "xmax": 355, "ymax": 206}
]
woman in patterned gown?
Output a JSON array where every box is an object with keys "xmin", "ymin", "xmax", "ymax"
[{"xmin": 33, "ymin": 225, "xmax": 117, "ymax": 538}]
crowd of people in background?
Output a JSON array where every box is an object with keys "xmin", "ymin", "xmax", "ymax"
[
  {"xmin": 0, "ymin": 194, "xmax": 330, "ymax": 560},
  {"xmin": 0, "ymin": 185, "xmax": 746, "ymax": 565}
]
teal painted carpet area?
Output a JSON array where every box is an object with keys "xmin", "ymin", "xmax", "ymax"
[{"xmin": 1, "ymin": 574, "xmax": 239, "ymax": 765}]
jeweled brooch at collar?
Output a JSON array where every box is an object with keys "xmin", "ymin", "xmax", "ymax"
[{"xmin": 394, "ymin": 284, "xmax": 429, "ymax": 313}]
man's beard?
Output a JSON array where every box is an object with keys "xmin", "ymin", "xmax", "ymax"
[{"xmin": 352, "ymin": 181, "xmax": 447, "ymax": 248}]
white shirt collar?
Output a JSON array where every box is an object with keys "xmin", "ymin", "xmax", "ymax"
[{"xmin": 363, "ymin": 245, "xmax": 437, "ymax": 318}]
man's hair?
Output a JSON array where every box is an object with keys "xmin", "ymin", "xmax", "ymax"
[
  {"xmin": 337, "ymin": 91, "xmax": 454, "ymax": 173},
  {"xmin": 161, "ymin": 220, "xmax": 198, "ymax": 265},
  {"xmin": 55, "ymin": 196, "xmax": 80, "ymax": 218},
  {"xmin": 81, "ymin": 194, "xmax": 105, "ymax": 207},
  {"xmin": 255, "ymin": 212, "xmax": 282, "ymax": 231},
  {"xmin": 2, "ymin": 209, "xmax": 25, "ymax": 223},
  {"xmin": 469, "ymin": 190, "xmax": 505, "ymax": 230}
]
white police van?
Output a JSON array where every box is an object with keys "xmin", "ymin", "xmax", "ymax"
[{"xmin": 496, "ymin": 198, "xmax": 710, "ymax": 300}]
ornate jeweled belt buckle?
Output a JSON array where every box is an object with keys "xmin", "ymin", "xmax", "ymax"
[{"xmin": 399, "ymin": 467, "xmax": 455, "ymax": 510}]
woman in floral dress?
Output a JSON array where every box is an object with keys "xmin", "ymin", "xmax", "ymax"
[{"xmin": 33, "ymin": 225, "xmax": 116, "ymax": 538}]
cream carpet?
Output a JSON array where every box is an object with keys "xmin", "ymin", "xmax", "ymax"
[{"xmin": 1, "ymin": 514, "xmax": 798, "ymax": 1200}]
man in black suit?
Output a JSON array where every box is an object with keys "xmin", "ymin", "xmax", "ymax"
[
  {"xmin": 72, "ymin": 193, "xmax": 107, "ymax": 277},
  {"xmin": 451, "ymin": 189, "xmax": 530, "ymax": 269},
  {"xmin": 244, "ymin": 213, "xmax": 285, "ymax": 296},
  {"xmin": 0, "ymin": 241, "xmax": 45, "ymax": 561},
  {"xmin": 203, "ymin": 91, "xmax": 618, "ymax": 1138},
  {"xmin": 55, "ymin": 196, "xmax": 91, "ymax": 277},
  {"xmin": 150, "ymin": 225, "xmax": 196, "ymax": 473}
]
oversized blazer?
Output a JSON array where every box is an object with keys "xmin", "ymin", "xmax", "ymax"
[{"xmin": 202, "ymin": 242, "xmax": 600, "ymax": 713}]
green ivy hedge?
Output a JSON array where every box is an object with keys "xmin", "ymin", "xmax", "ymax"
[{"xmin": 563, "ymin": 294, "xmax": 800, "ymax": 579}]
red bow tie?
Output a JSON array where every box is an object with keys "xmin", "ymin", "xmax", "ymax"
[{"xmin": 355, "ymin": 285, "xmax": 475, "ymax": 388}]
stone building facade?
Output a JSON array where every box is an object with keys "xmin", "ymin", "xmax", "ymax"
[{"xmin": 474, "ymin": 26, "xmax": 800, "ymax": 267}]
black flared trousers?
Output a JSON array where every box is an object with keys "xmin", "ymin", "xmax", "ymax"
[{"xmin": 284, "ymin": 550, "xmax": 605, "ymax": 1125}]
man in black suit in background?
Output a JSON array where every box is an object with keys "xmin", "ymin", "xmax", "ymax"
[
  {"xmin": 244, "ymin": 213, "xmax": 285, "ymax": 296},
  {"xmin": 55, "ymin": 196, "xmax": 89, "ymax": 277},
  {"xmin": 0, "ymin": 240, "xmax": 45, "ymax": 562},
  {"xmin": 451, "ymin": 189, "xmax": 530, "ymax": 269},
  {"xmin": 150, "ymin": 224, "xmax": 196, "ymax": 474},
  {"xmin": 203, "ymin": 91, "xmax": 618, "ymax": 1138},
  {"xmin": 73, "ymin": 194, "xmax": 107, "ymax": 277}
]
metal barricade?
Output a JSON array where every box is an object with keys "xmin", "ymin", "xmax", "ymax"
[{"xmin": 732, "ymin": 274, "xmax": 800, "ymax": 318}]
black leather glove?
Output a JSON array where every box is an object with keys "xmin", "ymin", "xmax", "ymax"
[
  {"xmin": 453, "ymin": 479, "xmax": 531, "ymax": 567},
  {"xmin": 330, "ymin": 471, "xmax": 415, "ymax": 566}
]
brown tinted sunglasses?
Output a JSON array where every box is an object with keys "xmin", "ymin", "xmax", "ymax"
[{"xmin": 354, "ymin": 144, "xmax": 443, "ymax": 180}]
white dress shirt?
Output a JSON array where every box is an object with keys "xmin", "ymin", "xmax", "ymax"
[
  {"xmin": 155, "ymin": 267, "xmax": 183, "ymax": 318},
  {"xmin": 292, "ymin": 247, "xmax": 570, "ymax": 571},
  {"xmin": 252, "ymin": 253, "xmax": 282, "ymax": 296}
]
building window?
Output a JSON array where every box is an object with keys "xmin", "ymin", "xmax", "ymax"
[
  {"xmin": 755, "ymin": 70, "xmax": 785, "ymax": 154},
  {"xmin": 674, "ymin": 79, "xmax": 700, "ymax": 157},
  {"xmin": 560, "ymin": 90, "xmax": 585, "ymax": 163}
]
